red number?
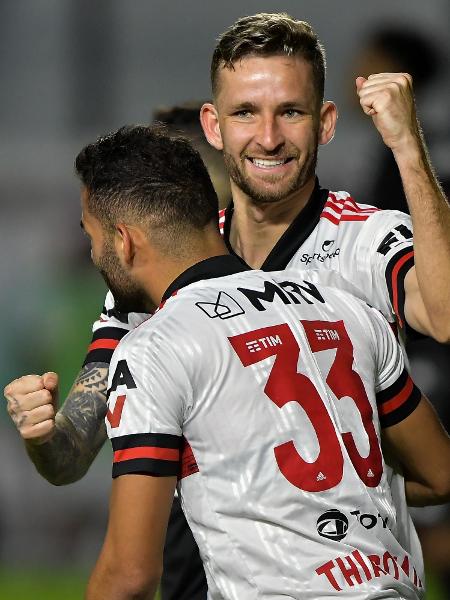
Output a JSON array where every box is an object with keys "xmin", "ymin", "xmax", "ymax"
[
  {"xmin": 229, "ymin": 324, "xmax": 343, "ymax": 492},
  {"xmin": 229, "ymin": 320, "xmax": 382, "ymax": 492},
  {"xmin": 301, "ymin": 320, "xmax": 382, "ymax": 487}
]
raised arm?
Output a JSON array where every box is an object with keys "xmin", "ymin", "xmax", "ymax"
[
  {"xmin": 4, "ymin": 363, "xmax": 108, "ymax": 485},
  {"xmin": 357, "ymin": 73, "xmax": 450, "ymax": 342}
]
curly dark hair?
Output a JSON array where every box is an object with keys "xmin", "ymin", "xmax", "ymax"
[
  {"xmin": 75, "ymin": 124, "xmax": 219, "ymax": 245},
  {"xmin": 211, "ymin": 13, "xmax": 326, "ymax": 102}
]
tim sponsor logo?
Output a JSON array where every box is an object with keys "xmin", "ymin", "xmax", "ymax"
[{"xmin": 245, "ymin": 335, "xmax": 282, "ymax": 353}]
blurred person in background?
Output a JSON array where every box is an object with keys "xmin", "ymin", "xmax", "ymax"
[
  {"xmin": 153, "ymin": 101, "xmax": 231, "ymax": 209},
  {"xmin": 4, "ymin": 12, "xmax": 450, "ymax": 600},
  {"xmin": 348, "ymin": 24, "xmax": 450, "ymax": 595}
]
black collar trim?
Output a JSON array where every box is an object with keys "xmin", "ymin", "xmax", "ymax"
[
  {"xmin": 223, "ymin": 179, "xmax": 329, "ymax": 271},
  {"xmin": 162, "ymin": 255, "xmax": 250, "ymax": 301}
]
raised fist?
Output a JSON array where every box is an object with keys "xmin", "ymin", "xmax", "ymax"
[
  {"xmin": 356, "ymin": 73, "xmax": 419, "ymax": 151},
  {"xmin": 4, "ymin": 372, "xmax": 59, "ymax": 444}
]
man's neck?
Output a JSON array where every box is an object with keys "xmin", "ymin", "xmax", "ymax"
[
  {"xmin": 229, "ymin": 178, "xmax": 316, "ymax": 269},
  {"xmin": 141, "ymin": 227, "xmax": 230, "ymax": 306}
]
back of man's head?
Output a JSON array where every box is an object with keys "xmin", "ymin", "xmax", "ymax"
[
  {"xmin": 75, "ymin": 124, "xmax": 219, "ymax": 252},
  {"xmin": 211, "ymin": 13, "xmax": 326, "ymax": 102}
]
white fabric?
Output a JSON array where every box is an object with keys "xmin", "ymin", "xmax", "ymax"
[{"xmin": 107, "ymin": 268, "xmax": 423, "ymax": 599}]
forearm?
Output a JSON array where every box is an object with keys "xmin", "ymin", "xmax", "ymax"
[
  {"xmin": 394, "ymin": 133, "xmax": 450, "ymax": 336},
  {"xmin": 25, "ymin": 412, "xmax": 105, "ymax": 485},
  {"xmin": 26, "ymin": 363, "xmax": 108, "ymax": 485},
  {"xmin": 86, "ymin": 560, "xmax": 158, "ymax": 600},
  {"xmin": 405, "ymin": 480, "xmax": 450, "ymax": 508}
]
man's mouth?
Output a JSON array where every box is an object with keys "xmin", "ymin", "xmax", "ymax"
[{"xmin": 247, "ymin": 157, "xmax": 294, "ymax": 169}]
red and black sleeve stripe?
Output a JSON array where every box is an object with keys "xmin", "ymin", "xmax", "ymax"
[
  {"xmin": 83, "ymin": 327, "xmax": 130, "ymax": 366},
  {"xmin": 111, "ymin": 432, "xmax": 182, "ymax": 478},
  {"xmin": 376, "ymin": 368, "xmax": 421, "ymax": 428},
  {"xmin": 385, "ymin": 246, "xmax": 414, "ymax": 329}
]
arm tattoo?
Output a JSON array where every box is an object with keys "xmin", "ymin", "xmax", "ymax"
[{"xmin": 26, "ymin": 362, "xmax": 109, "ymax": 485}]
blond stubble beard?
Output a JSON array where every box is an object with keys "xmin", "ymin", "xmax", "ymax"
[{"xmin": 223, "ymin": 146, "xmax": 318, "ymax": 206}]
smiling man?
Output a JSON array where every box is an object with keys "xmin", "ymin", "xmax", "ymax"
[
  {"xmin": 199, "ymin": 15, "xmax": 450, "ymax": 341},
  {"xmin": 213, "ymin": 53, "xmax": 328, "ymax": 206}
]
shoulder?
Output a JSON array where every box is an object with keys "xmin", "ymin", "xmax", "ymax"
[
  {"xmin": 320, "ymin": 190, "xmax": 380, "ymax": 226},
  {"xmin": 321, "ymin": 190, "xmax": 412, "ymax": 230},
  {"xmin": 279, "ymin": 267, "xmax": 362, "ymax": 298}
]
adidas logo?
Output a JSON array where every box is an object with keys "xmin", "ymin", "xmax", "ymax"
[
  {"xmin": 316, "ymin": 472, "xmax": 327, "ymax": 481},
  {"xmin": 367, "ymin": 469, "xmax": 374, "ymax": 478}
]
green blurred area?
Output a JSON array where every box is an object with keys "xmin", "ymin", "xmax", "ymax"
[
  {"xmin": 0, "ymin": 569, "xmax": 444, "ymax": 599},
  {"xmin": 0, "ymin": 569, "xmax": 88, "ymax": 600},
  {"xmin": 0, "ymin": 570, "xmax": 161, "ymax": 600}
]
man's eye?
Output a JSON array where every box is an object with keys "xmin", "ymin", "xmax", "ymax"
[
  {"xmin": 284, "ymin": 109, "xmax": 301, "ymax": 118},
  {"xmin": 234, "ymin": 110, "xmax": 252, "ymax": 118}
]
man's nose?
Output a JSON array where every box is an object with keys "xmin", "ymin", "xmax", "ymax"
[{"xmin": 255, "ymin": 115, "xmax": 284, "ymax": 153}]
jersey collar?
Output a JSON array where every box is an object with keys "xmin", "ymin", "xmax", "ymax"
[
  {"xmin": 222, "ymin": 178, "xmax": 329, "ymax": 271},
  {"xmin": 162, "ymin": 255, "xmax": 250, "ymax": 301}
]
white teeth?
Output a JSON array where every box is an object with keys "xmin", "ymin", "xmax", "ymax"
[{"xmin": 252, "ymin": 158, "xmax": 285, "ymax": 168}]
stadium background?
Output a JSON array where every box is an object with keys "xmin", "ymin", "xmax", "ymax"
[{"xmin": 0, "ymin": 1, "xmax": 449, "ymax": 598}]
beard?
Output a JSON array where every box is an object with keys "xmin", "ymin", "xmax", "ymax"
[
  {"xmin": 96, "ymin": 241, "xmax": 151, "ymax": 314},
  {"xmin": 223, "ymin": 143, "xmax": 318, "ymax": 206}
]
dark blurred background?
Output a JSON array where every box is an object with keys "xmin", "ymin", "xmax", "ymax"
[{"xmin": 1, "ymin": 1, "xmax": 449, "ymax": 598}]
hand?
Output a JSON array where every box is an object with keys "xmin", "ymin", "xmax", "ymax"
[
  {"xmin": 356, "ymin": 73, "xmax": 420, "ymax": 151},
  {"xmin": 4, "ymin": 372, "xmax": 59, "ymax": 444}
]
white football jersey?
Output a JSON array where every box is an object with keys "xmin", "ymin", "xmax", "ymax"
[
  {"xmin": 106, "ymin": 256, "xmax": 423, "ymax": 599},
  {"xmin": 220, "ymin": 185, "xmax": 414, "ymax": 328},
  {"xmin": 84, "ymin": 184, "xmax": 414, "ymax": 366}
]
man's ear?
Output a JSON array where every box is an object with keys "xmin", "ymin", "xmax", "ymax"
[
  {"xmin": 200, "ymin": 102, "xmax": 223, "ymax": 151},
  {"xmin": 318, "ymin": 101, "xmax": 338, "ymax": 146},
  {"xmin": 114, "ymin": 224, "xmax": 135, "ymax": 267}
]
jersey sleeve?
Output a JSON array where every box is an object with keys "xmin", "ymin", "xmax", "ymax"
[
  {"xmin": 354, "ymin": 210, "xmax": 414, "ymax": 328},
  {"xmin": 105, "ymin": 321, "xmax": 190, "ymax": 479},
  {"xmin": 83, "ymin": 290, "xmax": 151, "ymax": 366},
  {"xmin": 368, "ymin": 306, "xmax": 421, "ymax": 428}
]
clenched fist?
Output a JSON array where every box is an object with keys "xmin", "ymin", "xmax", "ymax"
[
  {"xmin": 356, "ymin": 73, "xmax": 420, "ymax": 152},
  {"xmin": 4, "ymin": 372, "xmax": 59, "ymax": 444}
]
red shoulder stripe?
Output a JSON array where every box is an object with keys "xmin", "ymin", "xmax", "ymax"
[
  {"xmin": 113, "ymin": 446, "xmax": 180, "ymax": 463},
  {"xmin": 88, "ymin": 338, "xmax": 120, "ymax": 352},
  {"xmin": 378, "ymin": 376, "xmax": 414, "ymax": 417}
]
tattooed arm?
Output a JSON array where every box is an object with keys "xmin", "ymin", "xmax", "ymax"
[{"xmin": 4, "ymin": 363, "xmax": 109, "ymax": 485}]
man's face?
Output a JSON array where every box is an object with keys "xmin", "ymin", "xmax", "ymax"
[
  {"xmin": 80, "ymin": 190, "xmax": 149, "ymax": 313},
  {"xmin": 214, "ymin": 55, "xmax": 321, "ymax": 204}
]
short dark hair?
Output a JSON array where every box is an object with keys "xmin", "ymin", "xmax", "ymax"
[
  {"xmin": 75, "ymin": 125, "xmax": 219, "ymax": 245},
  {"xmin": 211, "ymin": 13, "xmax": 326, "ymax": 102}
]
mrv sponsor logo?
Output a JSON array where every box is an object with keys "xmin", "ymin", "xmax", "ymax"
[{"xmin": 301, "ymin": 240, "xmax": 340, "ymax": 265}]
